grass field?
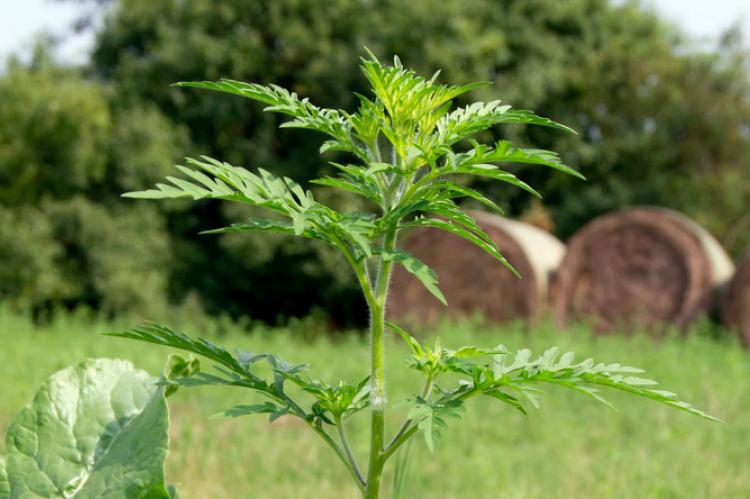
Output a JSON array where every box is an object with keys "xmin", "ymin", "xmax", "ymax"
[{"xmin": 2, "ymin": 308, "xmax": 749, "ymax": 498}]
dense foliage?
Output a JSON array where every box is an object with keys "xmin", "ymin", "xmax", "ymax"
[
  {"xmin": 1, "ymin": 0, "xmax": 749, "ymax": 324},
  {"xmin": 0, "ymin": 52, "xmax": 183, "ymax": 318}
]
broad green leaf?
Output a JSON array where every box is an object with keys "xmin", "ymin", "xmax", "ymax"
[
  {"xmin": 378, "ymin": 249, "xmax": 446, "ymax": 305},
  {"xmin": 3, "ymin": 359, "xmax": 171, "ymax": 498},
  {"xmin": 0, "ymin": 457, "xmax": 8, "ymax": 498}
]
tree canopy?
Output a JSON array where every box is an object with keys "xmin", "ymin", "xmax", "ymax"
[{"xmin": 2, "ymin": 0, "xmax": 749, "ymax": 325}]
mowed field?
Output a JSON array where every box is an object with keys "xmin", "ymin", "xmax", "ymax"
[{"xmin": 2, "ymin": 309, "xmax": 749, "ymax": 498}]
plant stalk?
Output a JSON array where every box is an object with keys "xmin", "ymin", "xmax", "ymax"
[{"xmin": 364, "ymin": 227, "xmax": 398, "ymax": 498}]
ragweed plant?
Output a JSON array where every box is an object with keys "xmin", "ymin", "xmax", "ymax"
[{"xmin": 111, "ymin": 52, "xmax": 716, "ymax": 498}]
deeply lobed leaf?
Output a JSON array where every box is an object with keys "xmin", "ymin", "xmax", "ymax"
[
  {"xmin": 131, "ymin": 54, "xmax": 588, "ymax": 306},
  {"xmin": 377, "ymin": 249, "xmax": 446, "ymax": 305},
  {"xmin": 407, "ymin": 397, "xmax": 465, "ymax": 452},
  {"xmin": 175, "ymin": 80, "xmax": 364, "ymax": 160},
  {"xmin": 108, "ymin": 324, "xmax": 373, "ymax": 428},
  {"xmin": 399, "ymin": 339, "xmax": 719, "ymax": 421}
]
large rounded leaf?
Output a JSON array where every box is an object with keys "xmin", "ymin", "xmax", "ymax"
[
  {"xmin": 0, "ymin": 456, "xmax": 8, "ymax": 497},
  {"xmin": 3, "ymin": 359, "xmax": 171, "ymax": 498}
]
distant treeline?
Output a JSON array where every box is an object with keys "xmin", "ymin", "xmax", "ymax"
[{"xmin": 1, "ymin": 0, "xmax": 749, "ymax": 326}]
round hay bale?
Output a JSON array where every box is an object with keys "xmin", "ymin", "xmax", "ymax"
[
  {"xmin": 722, "ymin": 251, "xmax": 750, "ymax": 346},
  {"xmin": 389, "ymin": 210, "xmax": 565, "ymax": 324},
  {"xmin": 551, "ymin": 207, "xmax": 734, "ymax": 333}
]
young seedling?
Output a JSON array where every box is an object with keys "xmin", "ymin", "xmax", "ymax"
[{"xmin": 111, "ymin": 51, "xmax": 716, "ymax": 498}]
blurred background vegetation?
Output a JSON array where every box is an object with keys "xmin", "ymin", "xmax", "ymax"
[{"xmin": 2, "ymin": 0, "xmax": 749, "ymax": 326}]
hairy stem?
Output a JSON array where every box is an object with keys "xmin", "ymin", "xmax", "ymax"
[{"xmin": 364, "ymin": 227, "xmax": 397, "ymax": 499}]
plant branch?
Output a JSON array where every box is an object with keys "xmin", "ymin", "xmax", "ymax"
[
  {"xmin": 335, "ymin": 415, "xmax": 365, "ymax": 487},
  {"xmin": 382, "ymin": 424, "xmax": 420, "ymax": 461},
  {"xmin": 332, "ymin": 233, "xmax": 376, "ymax": 306},
  {"xmin": 311, "ymin": 422, "xmax": 366, "ymax": 493},
  {"xmin": 384, "ymin": 375, "xmax": 435, "ymax": 454}
]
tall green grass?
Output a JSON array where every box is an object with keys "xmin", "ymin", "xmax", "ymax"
[{"xmin": 1, "ymin": 308, "xmax": 747, "ymax": 498}]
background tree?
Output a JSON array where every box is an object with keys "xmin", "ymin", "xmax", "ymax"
[
  {"xmin": 0, "ymin": 46, "xmax": 184, "ymax": 317},
  {"xmin": 2, "ymin": 0, "xmax": 749, "ymax": 324}
]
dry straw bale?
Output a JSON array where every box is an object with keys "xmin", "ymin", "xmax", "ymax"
[
  {"xmin": 389, "ymin": 210, "xmax": 564, "ymax": 324},
  {"xmin": 722, "ymin": 251, "xmax": 750, "ymax": 346},
  {"xmin": 551, "ymin": 207, "xmax": 734, "ymax": 333}
]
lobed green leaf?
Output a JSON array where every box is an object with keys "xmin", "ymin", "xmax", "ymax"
[
  {"xmin": 407, "ymin": 397, "xmax": 465, "ymax": 452},
  {"xmin": 401, "ymin": 217, "xmax": 518, "ymax": 277},
  {"xmin": 378, "ymin": 249, "xmax": 446, "ymax": 305},
  {"xmin": 210, "ymin": 402, "xmax": 280, "ymax": 420}
]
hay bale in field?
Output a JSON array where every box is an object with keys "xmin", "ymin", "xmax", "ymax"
[
  {"xmin": 389, "ymin": 210, "xmax": 565, "ymax": 324},
  {"xmin": 551, "ymin": 207, "xmax": 734, "ymax": 333},
  {"xmin": 722, "ymin": 251, "xmax": 750, "ymax": 346}
]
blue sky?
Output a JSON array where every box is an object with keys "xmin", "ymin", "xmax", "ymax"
[{"xmin": 1, "ymin": 0, "xmax": 749, "ymax": 64}]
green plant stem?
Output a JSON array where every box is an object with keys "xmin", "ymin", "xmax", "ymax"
[
  {"xmin": 385, "ymin": 375, "xmax": 435, "ymax": 453},
  {"xmin": 382, "ymin": 425, "xmax": 420, "ymax": 461},
  {"xmin": 312, "ymin": 422, "xmax": 365, "ymax": 494},
  {"xmin": 335, "ymin": 415, "xmax": 365, "ymax": 487},
  {"xmin": 364, "ymin": 227, "xmax": 398, "ymax": 499}
]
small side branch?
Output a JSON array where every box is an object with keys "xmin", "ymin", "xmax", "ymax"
[
  {"xmin": 335, "ymin": 416, "xmax": 365, "ymax": 486},
  {"xmin": 312, "ymin": 422, "xmax": 366, "ymax": 492},
  {"xmin": 383, "ymin": 423, "xmax": 420, "ymax": 461},
  {"xmin": 384, "ymin": 375, "xmax": 435, "ymax": 456}
]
